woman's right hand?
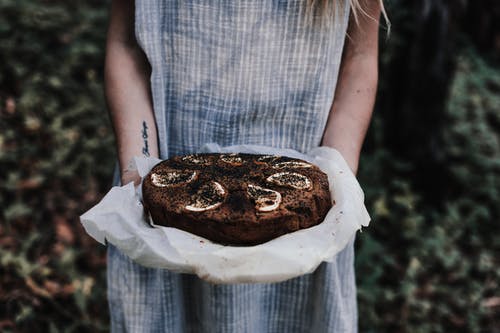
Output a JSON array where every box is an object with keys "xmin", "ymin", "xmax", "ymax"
[{"xmin": 120, "ymin": 168, "xmax": 141, "ymax": 187}]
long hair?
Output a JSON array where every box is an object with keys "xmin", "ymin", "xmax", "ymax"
[{"xmin": 305, "ymin": 0, "xmax": 390, "ymax": 31}]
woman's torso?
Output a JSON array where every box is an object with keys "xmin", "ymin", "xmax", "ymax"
[{"xmin": 134, "ymin": 0, "xmax": 350, "ymax": 158}]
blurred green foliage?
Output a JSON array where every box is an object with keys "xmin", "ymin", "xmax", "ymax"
[
  {"xmin": 1, "ymin": 0, "xmax": 113, "ymax": 332},
  {"xmin": 357, "ymin": 50, "xmax": 500, "ymax": 332},
  {"xmin": 0, "ymin": 0, "xmax": 499, "ymax": 332}
]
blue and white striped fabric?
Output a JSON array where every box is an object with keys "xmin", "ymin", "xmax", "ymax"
[{"xmin": 108, "ymin": 0, "xmax": 356, "ymax": 331}]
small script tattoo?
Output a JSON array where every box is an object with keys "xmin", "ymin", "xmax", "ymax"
[{"xmin": 141, "ymin": 121, "xmax": 150, "ymax": 157}]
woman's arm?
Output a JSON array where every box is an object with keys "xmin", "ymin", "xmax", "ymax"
[
  {"xmin": 104, "ymin": 0, "xmax": 159, "ymax": 185},
  {"xmin": 320, "ymin": 0, "xmax": 382, "ymax": 175}
]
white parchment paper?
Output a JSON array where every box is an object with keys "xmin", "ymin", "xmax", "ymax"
[{"xmin": 80, "ymin": 143, "xmax": 370, "ymax": 284}]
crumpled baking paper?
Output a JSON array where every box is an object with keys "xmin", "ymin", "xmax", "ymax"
[{"xmin": 80, "ymin": 143, "xmax": 370, "ymax": 284}]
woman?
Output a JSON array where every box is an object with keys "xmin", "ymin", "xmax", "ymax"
[{"xmin": 104, "ymin": 0, "xmax": 384, "ymax": 331}]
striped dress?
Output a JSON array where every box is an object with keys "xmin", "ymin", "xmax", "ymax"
[{"xmin": 107, "ymin": 0, "xmax": 357, "ymax": 332}]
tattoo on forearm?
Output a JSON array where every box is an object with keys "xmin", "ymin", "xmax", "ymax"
[{"xmin": 141, "ymin": 121, "xmax": 150, "ymax": 157}]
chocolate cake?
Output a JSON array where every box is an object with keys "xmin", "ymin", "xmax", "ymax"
[{"xmin": 141, "ymin": 153, "xmax": 333, "ymax": 245}]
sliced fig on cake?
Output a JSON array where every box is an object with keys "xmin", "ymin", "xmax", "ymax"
[
  {"xmin": 266, "ymin": 172, "xmax": 312, "ymax": 190},
  {"xmin": 181, "ymin": 154, "xmax": 210, "ymax": 165},
  {"xmin": 220, "ymin": 153, "xmax": 244, "ymax": 166},
  {"xmin": 254, "ymin": 154, "xmax": 280, "ymax": 165},
  {"xmin": 151, "ymin": 170, "xmax": 198, "ymax": 187},
  {"xmin": 271, "ymin": 161, "xmax": 313, "ymax": 169},
  {"xmin": 185, "ymin": 181, "xmax": 227, "ymax": 212},
  {"xmin": 247, "ymin": 184, "xmax": 282, "ymax": 212}
]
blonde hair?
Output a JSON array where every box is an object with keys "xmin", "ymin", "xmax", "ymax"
[{"xmin": 305, "ymin": 0, "xmax": 390, "ymax": 32}]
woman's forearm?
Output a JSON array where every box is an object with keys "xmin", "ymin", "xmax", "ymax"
[
  {"xmin": 321, "ymin": 54, "xmax": 378, "ymax": 175},
  {"xmin": 104, "ymin": 0, "xmax": 158, "ymax": 184},
  {"xmin": 321, "ymin": 1, "xmax": 381, "ymax": 175},
  {"xmin": 105, "ymin": 42, "xmax": 159, "ymax": 170}
]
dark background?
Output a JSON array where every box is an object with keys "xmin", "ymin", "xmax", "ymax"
[{"xmin": 1, "ymin": 0, "xmax": 499, "ymax": 332}]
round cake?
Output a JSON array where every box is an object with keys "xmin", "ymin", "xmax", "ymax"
[{"xmin": 141, "ymin": 153, "xmax": 333, "ymax": 245}]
